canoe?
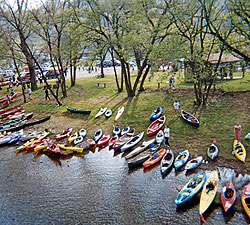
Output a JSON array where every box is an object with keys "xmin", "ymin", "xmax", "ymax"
[
  {"xmin": 174, "ymin": 150, "xmax": 190, "ymax": 170},
  {"xmin": 113, "ymin": 125, "xmax": 121, "ymax": 135},
  {"xmin": 74, "ymin": 136, "xmax": 84, "ymax": 145},
  {"xmin": 97, "ymin": 135, "xmax": 110, "ymax": 146},
  {"xmin": 68, "ymin": 132, "xmax": 78, "ymax": 143},
  {"xmin": 221, "ymin": 180, "xmax": 236, "ymax": 212},
  {"xmin": 175, "ymin": 172, "xmax": 206, "ymax": 207},
  {"xmin": 121, "ymin": 124, "xmax": 130, "ymax": 136},
  {"xmin": 125, "ymin": 138, "xmax": 155, "ymax": 159},
  {"xmin": 7, "ymin": 110, "xmax": 25, "ymax": 119},
  {"xmin": 120, "ymin": 131, "xmax": 144, "ymax": 152},
  {"xmin": 245, "ymin": 133, "xmax": 250, "ymax": 141},
  {"xmin": 185, "ymin": 156, "xmax": 203, "ymax": 171},
  {"xmin": 161, "ymin": 149, "xmax": 174, "ymax": 175},
  {"xmin": 149, "ymin": 107, "xmax": 163, "ymax": 121},
  {"xmin": 108, "ymin": 135, "xmax": 118, "ymax": 148},
  {"xmin": 115, "ymin": 106, "xmax": 124, "ymax": 121},
  {"xmin": 241, "ymin": 186, "xmax": 250, "ymax": 218},
  {"xmin": 155, "ymin": 130, "xmax": 164, "ymax": 144},
  {"xmin": 66, "ymin": 106, "xmax": 91, "ymax": 114},
  {"xmin": 233, "ymin": 140, "xmax": 246, "ymax": 163},
  {"xmin": 0, "ymin": 105, "xmax": 23, "ymax": 117},
  {"xmin": 112, "ymin": 128, "xmax": 135, "ymax": 151},
  {"xmin": 199, "ymin": 171, "xmax": 219, "ymax": 216},
  {"xmin": 127, "ymin": 143, "xmax": 161, "ymax": 168},
  {"xmin": 24, "ymin": 115, "xmax": 51, "ymax": 127},
  {"xmin": 147, "ymin": 116, "xmax": 166, "ymax": 136},
  {"xmin": 78, "ymin": 128, "xmax": 87, "ymax": 137},
  {"xmin": 143, "ymin": 148, "xmax": 166, "ymax": 168},
  {"xmin": 95, "ymin": 107, "xmax": 107, "ymax": 118},
  {"xmin": 1, "ymin": 93, "xmax": 18, "ymax": 108},
  {"xmin": 56, "ymin": 128, "xmax": 73, "ymax": 141},
  {"xmin": 181, "ymin": 110, "xmax": 199, "ymax": 127},
  {"xmin": 207, "ymin": 143, "xmax": 219, "ymax": 160},
  {"xmin": 57, "ymin": 144, "xmax": 83, "ymax": 153},
  {"xmin": 87, "ymin": 139, "xmax": 95, "ymax": 146},
  {"xmin": 93, "ymin": 129, "xmax": 103, "ymax": 142},
  {"xmin": 105, "ymin": 109, "xmax": 112, "ymax": 118}
]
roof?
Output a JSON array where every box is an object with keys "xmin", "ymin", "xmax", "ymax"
[{"xmin": 207, "ymin": 53, "xmax": 242, "ymax": 64}]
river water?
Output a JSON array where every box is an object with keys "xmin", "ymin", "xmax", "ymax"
[{"xmin": 0, "ymin": 145, "xmax": 249, "ymax": 225}]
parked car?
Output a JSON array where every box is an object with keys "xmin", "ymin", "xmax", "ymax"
[{"xmin": 45, "ymin": 70, "xmax": 59, "ymax": 79}]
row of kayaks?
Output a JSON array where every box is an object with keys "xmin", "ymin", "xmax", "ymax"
[{"xmin": 94, "ymin": 107, "xmax": 125, "ymax": 121}]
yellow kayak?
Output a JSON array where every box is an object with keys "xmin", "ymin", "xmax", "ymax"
[
  {"xmin": 34, "ymin": 144, "xmax": 47, "ymax": 152},
  {"xmin": 57, "ymin": 144, "xmax": 83, "ymax": 153},
  {"xmin": 16, "ymin": 131, "xmax": 50, "ymax": 151},
  {"xmin": 199, "ymin": 171, "xmax": 219, "ymax": 216},
  {"xmin": 233, "ymin": 140, "xmax": 246, "ymax": 163},
  {"xmin": 68, "ymin": 132, "xmax": 78, "ymax": 144}
]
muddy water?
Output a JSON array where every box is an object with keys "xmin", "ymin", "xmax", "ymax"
[{"xmin": 0, "ymin": 146, "xmax": 249, "ymax": 225}]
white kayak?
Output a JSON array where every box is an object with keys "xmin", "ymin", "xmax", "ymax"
[
  {"xmin": 185, "ymin": 156, "xmax": 203, "ymax": 171},
  {"xmin": 245, "ymin": 133, "xmax": 250, "ymax": 141},
  {"xmin": 125, "ymin": 138, "xmax": 155, "ymax": 159},
  {"xmin": 156, "ymin": 130, "xmax": 164, "ymax": 144},
  {"xmin": 120, "ymin": 132, "xmax": 144, "ymax": 152},
  {"xmin": 95, "ymin": 107, "xmax": 107, "ymax": 119},
  {"xmin": 115, "ymin": 107, "xmax": 124, "ymax": 121}
]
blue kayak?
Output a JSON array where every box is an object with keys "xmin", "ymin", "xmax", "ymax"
[
  {"xmin": 149, "ymin": 107, "xmax": 163, "ymax": 121},
  {"xmin": 105, "ymin": 109, "xmax": 112, "ymax": 118},
  {"xmin": 174, "ymin": 150, "xmax": 190, "ymax": 170},
  {"xmin": 93, "ymin": 129, "xmax": 103, "ymax": 142}
]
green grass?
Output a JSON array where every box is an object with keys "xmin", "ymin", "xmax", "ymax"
[{"xmin": 6, "ymin": 70, "xmax": 250, "ymax": 172}]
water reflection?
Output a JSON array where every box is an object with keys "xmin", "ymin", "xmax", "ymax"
[{"xmin": 0, "ymin": 145, "xmax": 249, "ymax": 224}]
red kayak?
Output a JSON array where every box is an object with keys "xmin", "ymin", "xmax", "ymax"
[
  {"xmin": 7, "ymin": 110, "xmax": 25, "ymax": 119},
  {"xmin": 46, "ymin": 140, "xmax": 61, "ymax": 154},
  {"xmin": 1, "ymin": 93, "xmax": 18, "ymax": 108},
  {"xmin": 147, "ymin": 116, "xmax": 166, "ymax": 136},
  {"xmin": 241, "ymin": 186, "xmax": 250, "ymax": 218},
  {"xmin": 221, "ymin": 180, "xmax": 236, "ymax": 212},
  {"xmin": 143, "ymin": 148, "xmax": 166, "ymax": 168},
  {"xmin": 25, "ymin": 139, "xmax": 47, "ymax": 151},
  {"xmin": 0, "ymin": 81, "xmax": 13, "ymax": 87},
  {"xmin": 87, "ymin": 139, "xmax": 95, "ymax": 146},
  {"xmin": 108, "ymin": 135, "xmax": 118, "ymax": 148},
  {"xmin": 0, "ymin": 105, "xmax": 23, "ymax": 118},
  {"xmin": 97, "ymin": 135, "xmax": 110, "ymax": 146},
  {"xmin": 56, "ymin": 128, "xmax": 73, "ymax": 141}
]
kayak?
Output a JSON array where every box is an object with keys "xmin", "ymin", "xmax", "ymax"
[
  {"xmin": 155, "ymin": 130, "xmax": 164, "ymax": 144},
  {"xmin": 95, "ymin": 107, "xmax": 107, "ymax": 119},
  {"xmin": 147, "ymin": 116, "xmax": 166, "ymax": 136},
  {"xmin": 233, "ymin": 140, "xmax": 246, "ymax": 163},
  {"xmin": 245, "ymin": 133, "xmax": 250, "ymax": 141},
  {"xmin": 97, "ymin": 135, "xmax": 110, "ymax": 146},
  {"xmin": 78, "ymin": 129, "xmax": 87, "ymax": 137},
  {"xmin": 87, "ymin": 139, "xmax": 95, "ymax": 146},
  {"xmin": 0, "ymin": 112, "xmax": 33, "ymax": 127},
  {"xmin": 125, "ymin": 138, "xmax": 155, "ymax": 159},
  {"xmin": 46, "ymin": 140, "xmax": 61, "ymax": 154},
  {"xmin": 113, "ymin": 125, "xmax": 121, "ymax": 135},
  {"xmin": 6, "ymin": 110, "xmax": 25, "ymax": 119},
  {"xmin": 0, "ymin": 105, "xmax": 23, "ymax": 118},
  {"xmin": 66, "ymin": 106, "xmax": 91, "ymax": 114},
  {"xmin": 241, "ymin": 186, "xmax": 250, "ymax": 218},
  {"xmin": 93, "ymin": 129, "xmax": 103, "ymax": 142},
  {"xmin": 108, "ymin": 135, "xmax": 118, "ymax": 148},
  {"xmin": 120, "ymin": 131, "xmax": 144, "ymax": 152},
  {"xmin": 221, "ymin": 180, "xmax": 236, "ymax": 212},
  {"xmin": 112, "ymin": 128, "xmax": 135, "ymax": 151},
  {"xmin": 149, "ymin": 107, "xmax": 163, "ymax": 121},
  {"xmin": 115, "ymin": 106, "xmax": 124, "ymax": 121},
  {"xmin": 105, "ymin": 109, "xmax": 112, "ymax": 118},
  {"xmin": 174, "ymin": 150, "xmax": 190, "ymax": 170},
  {"xmin": 127, "ymin": 143, "xmax": 161, "ymax": 168},
  {"xmin": 74, "ymin": 136, "xmax": 84, "ymax": 145},
  {"xmin": 56, "ymin": 128, "xmax": 73, "ymax": 141},
  {"xmin": 199, "ymin": 171, "xmax": 219, "ymax": 216},
  {"xmin": 68, "ymin": 132, "xmax": 78, "ymax": 143},
  {"xmin": 121, "ymin": 124, "xmax": 130, "ymax": 136},
  {"xmin": 161, "ymin": 149, "xmax": 174, "ymax": 175},
  {"xmin": 207, "ymin": 143, "xmax": 219, "ymax": 160},
  {"xmin": 25, "ymin": 139, "xmax": 48, "ymax": 151},
  {"xmin": 143, "ymin": 148, "xmax": 166, "ymax": 168},
  {"xmin": 57, "ymin": 144, "xmax": 84, "ymax": 153},
  {"xmin": 181, "ymin": 110, "xmax": 199, "ymax": 127},
  {"xmin": 0, "ymin": 130, "xmax": 23, "ymax": 146},
  {"xmin": 185, "ymin": 156, "xmax": 203, "ymax": 171},
  {"xmin": 175, "ymin": 172, "xmax": 206, "ymax": 207},
  {"xmin": 1, "ymin": 93, "xmax": 18, "ymax": 108}
]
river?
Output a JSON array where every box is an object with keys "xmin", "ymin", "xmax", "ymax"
[{"xmin": 0, "ymin": 145, "xmax": 249, "ymax": 225}]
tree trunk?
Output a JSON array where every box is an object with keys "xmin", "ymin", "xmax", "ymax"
[
  {"xmin": 121, "ymin": 61, "xmax": 133, "ymax": 97},
  {"xmin": 139, "ymin": 65, "xmax": 151, "ymax": 91},
  {"xmin": 110, "ymin": 49, "xmax": 122, "ymax": 92}
]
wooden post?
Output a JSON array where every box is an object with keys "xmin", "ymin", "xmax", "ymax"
[
  {"xmin": 158, "ymin": 83, "xmax": 160, "ymax": 89},
  {"xmin": 97, "ymin": 83, "xmax": 99, "ymax": 87},
  {"xmin": 104, "ymin": 83, "xmax": 106, "ymax": 88}
]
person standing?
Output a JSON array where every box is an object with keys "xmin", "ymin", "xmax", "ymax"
[
  {"xmin": 27, "ymin": 87, "xmax": 32, "ymax": 100},
  {"xmin": 173, "ymin": 100, "xmax": 180, "ymax": 117},
  {"xmin": 45, "ymin": 88, "xmax": 50, "ymax": 100},
  {"xmin": 234, "ymin": 122, "xmax": 242, "ymax": 141},
  {"xmin": 164, "ymin": 125, "xmax": 170, "ymax": 147}
]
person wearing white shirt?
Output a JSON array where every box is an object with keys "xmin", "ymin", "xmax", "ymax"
[
  {"xmin": 164, "ymin": 125, "xmax": 170, "ymax": 147},
  {"xmin": 173, "ymin": 100, "xmax": 180, "ymax": 117}
]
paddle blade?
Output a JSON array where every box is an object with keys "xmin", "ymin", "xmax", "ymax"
[
  {"xmin": 213, "ymin": 138, "xmax": 216, "ymax": 143},
  {"xmin": 200, "ymin": 215, "xmax": 206, "ymax": 223}
]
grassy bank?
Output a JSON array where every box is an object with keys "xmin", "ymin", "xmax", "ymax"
[{"xmin": 2, "ymin": 71, "xmax": 250, "ymax": 173}]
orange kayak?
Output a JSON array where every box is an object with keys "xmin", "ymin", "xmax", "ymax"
[
  {"xmin": 241, "ymin": 186, "xmax": 250, "ymax": 218},
  {"xmin": 143, "ymin": 148, "xmax": 166, "ymax": 168}
]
